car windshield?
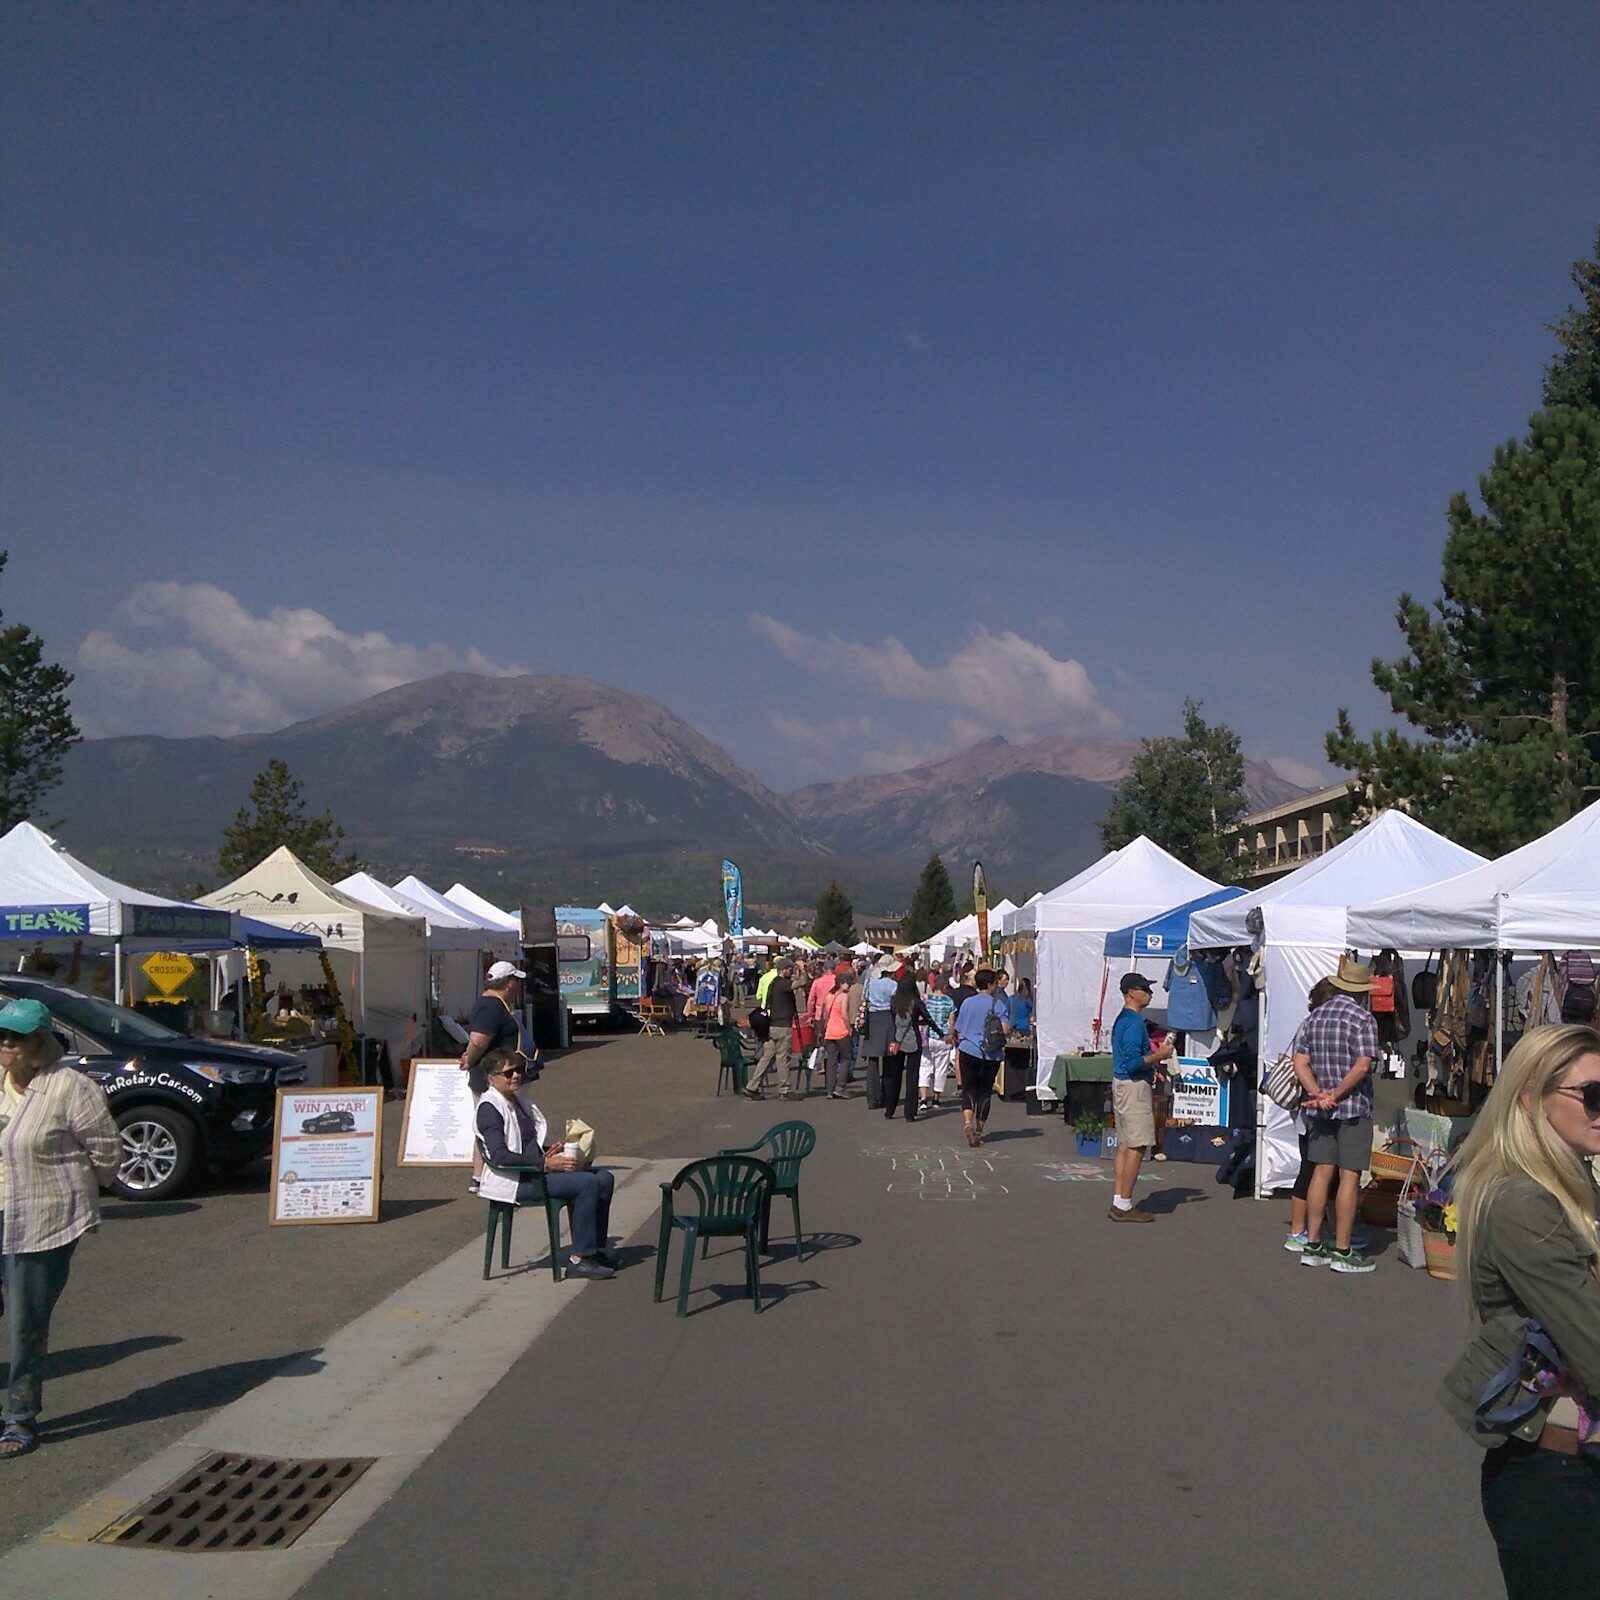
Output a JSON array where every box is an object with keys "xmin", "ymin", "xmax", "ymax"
[{"xmin": 11, "ymin": 983, "xmax": 182, "ymax": 1044}]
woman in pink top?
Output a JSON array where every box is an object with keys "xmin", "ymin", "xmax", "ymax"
[{"xmin": 823, "ymin": 982, "xmax": 855, "ymax": 1099}]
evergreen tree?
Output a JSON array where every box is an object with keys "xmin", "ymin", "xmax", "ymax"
[
  {"xmin": 811, "ymin": 878, "xmax": 857, "ymax": 945},
  {"xmin": 219, "ymin": 758, "xmax": 362, "ymax": 879},
  {"xmin": 1099, "ymin": 698, "xmax": 1248, "ymax": 881},
  {"xmin": 1327, "ymin": 405, "xmax": 1600, "ymax": 856},
  {"xmin": 903, "ymin": 853, "xmax": 958, "ymax": 942},
  {"xmin": 0, "ymin": 552, "xmax": 80, "ymax": 832},
  {"xmin": 1544, "ymin": 224, "xmax": 1600, "ymax": 413}
]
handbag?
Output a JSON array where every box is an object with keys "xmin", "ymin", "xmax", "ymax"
[
  {"xmin": 1396, "ymin": 1197, "xmax": 1427, "ymax": 1269},
  {"xmin": 1261, "ymin": 1047, "xmax": 1304, "ymax": 1112},
  {"xmin": 563, "ymin": 1117, "xmax": 596, "ymax": 1169}
]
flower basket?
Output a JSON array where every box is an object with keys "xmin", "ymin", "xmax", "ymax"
[{"xmin": 1423, "ymin": 1231, "xmax": 1457, "ymax": 1281}]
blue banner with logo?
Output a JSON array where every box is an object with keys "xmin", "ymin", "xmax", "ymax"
[
  {"xmin": 721, "ymin": 860, "xmax": 744, "ymax": 937},
  {"xmin": 0, "ymin": 904, "xmax": 91, "ymax": 939}
]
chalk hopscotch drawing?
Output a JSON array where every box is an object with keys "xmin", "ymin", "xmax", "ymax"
[
  {"xmin": 1036, "ymin": 1160, "xmax": 1112, "ymax": 1182},
  {"xmin": 862, "ymin": 1145, "xmax": 1010, "ymax": 1201}
]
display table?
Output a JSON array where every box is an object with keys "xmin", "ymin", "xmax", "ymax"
[{"xmin": 1048, "ymin": 1052, "xmax": 1115, "ymax": 1123}]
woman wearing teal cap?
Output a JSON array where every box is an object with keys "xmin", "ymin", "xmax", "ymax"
[{"xmin": 0, "ymin": 996, "xmax": 120, "ymax": 1459}]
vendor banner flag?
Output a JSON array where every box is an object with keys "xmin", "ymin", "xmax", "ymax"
[
  {"xmin": 721, "ymin": 860, "xmax": 744, "ymax": 937},
  {"xmin": 973, "ymin": 861, "xmax": 989, "ymax": 959}
]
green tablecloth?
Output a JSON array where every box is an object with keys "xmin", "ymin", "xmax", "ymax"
[{"xmin": 1047, "ymin": 1052, "xmax": 1114, "ymax": 1097}]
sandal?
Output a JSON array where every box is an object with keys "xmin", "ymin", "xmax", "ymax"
[{"xmin": 0, "ymin": 1423, "xmax": 38, "ymax": 1460}]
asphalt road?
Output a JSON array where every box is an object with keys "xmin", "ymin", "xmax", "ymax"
[
  {"xmin": 0, "ymin": 1022, "xmax": 724, "ymax": 1554},
  {"xmin": 292, "ymin": 1050, "xmax": 1505, "ymax": 1600}
]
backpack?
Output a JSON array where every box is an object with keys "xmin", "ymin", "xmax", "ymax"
[
  {"xmin": 981, "ymin": 998, "xmax": 1007, "ymax": 1056},
  {"xmin": 1369, "ymin": 975, "xmax": 1396, "ymax": 1014}
]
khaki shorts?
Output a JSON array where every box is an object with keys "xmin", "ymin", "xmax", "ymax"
[{"xmin": 1111, "ymin": 1077, "xmax": 1155, "ymax": 1150}]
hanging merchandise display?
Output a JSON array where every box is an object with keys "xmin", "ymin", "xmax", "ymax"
[{"xmin": 1162, "ymin": 946, "xmax": 1216, "ymax": 1032}]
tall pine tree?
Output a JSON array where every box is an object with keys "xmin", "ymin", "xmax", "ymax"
[
  {"xmin": 0, "ymin": 552, "xmax": 80, "ymax": 831},
  {"xmin": 1100, "ymin": 699, "xmax": 1248, "ymax": 881},
  {"xmin": 811, "ymin": 878, "xmax": 857, "ymax": 945},
  {"xmin": 1543, "ymin": 224, "xmax": 1600, "ymax": 413},
  {"xmin": 903, "ymin": 853, "xmax": 958, "ymax": 942},
  {"xmin": 1327, "ymin": 405, "xmax": 1600, "ymax": 855},
  {"xmin": 219, "ymin": 759, "xmax": 362, "ymax": 879}
]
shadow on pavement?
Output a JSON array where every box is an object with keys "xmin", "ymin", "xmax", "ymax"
[
  {"xmin": 42, "ymin": 1349, "xmax": 326, "ymax": 1442},
  {"xmin": 676, "ymin": 1278, "xmax": 824, "ymax": 1318},
  {"xmin": 771, "ymin": 1230, "xmax": 860, "ymax": 1264},
  {"xmin": 1139, "ymin": 1186, "xmax": 1205, "ymax": 1214},
  {"xmin": 99, "ymin": 1202, "xmax": 204, "ymax": 1221},
  {"xmin": 0, "ymin": 1334, "xmax": 183, "ymax": 1389},
  {"xmin": 380, "ymin": 1197, "xmax": 456, "ymax": 1221},
  {"xmin": 981, "ymin": 1128, "xmax": 1044, "ymax": 1142}
]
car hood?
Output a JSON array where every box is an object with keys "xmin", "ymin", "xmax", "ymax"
[{"xmin": 129, "ymin": 1037, "xmax": 302, "ymax": 1072}]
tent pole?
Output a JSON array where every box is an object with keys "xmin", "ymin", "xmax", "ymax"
[
  {"xmin": 114, "ymin": 942, "xmax": 123, "ymax": 1006},
  {"xmin": 1494, "ymin": 952, "xmax": 1504, "ymax": 1082},
  {"xmin": 1254, "ymin": 978, "xmax": 1268, "ymax": 1200}
]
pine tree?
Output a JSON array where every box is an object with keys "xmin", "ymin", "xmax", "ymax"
[
  {"xmin": 1328, "ymin": 405, "xmax": 1600, "ymax": 855},
  {"xmin": 219, "ymin": 758, "xmax": 362, "ymax": 879},
  {"xmin": 903, "ymin": 853, "xmax": 958, "ymax": 942},
  {"xmin": 811, "ymin": 878, "xmax": 857, "ymax": 945},
  {"xmin": 1099, "ymin": 698, "xmax": 1248, "ymax": 881},
  {"xmin": 0, "ymin": 552, "xmax": 80, "ymax": 832},
  {"xmin": 1544, "ymin": 224, "xmax": 1600, "ymax": 413}
]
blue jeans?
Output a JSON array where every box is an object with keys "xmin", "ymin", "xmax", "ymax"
[
  {"xmin": 4, "ymin": 1237, "xmax": 79, "ymax": 1426},
  {"xmin": 521, "ymin": 1168, "xmax": 615, "ymax": 1258}
]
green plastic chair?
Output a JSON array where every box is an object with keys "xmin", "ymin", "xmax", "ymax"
[
  {"xmin": 720, "ymin": 1120, "xmax": 816, "ymax": 1258},
  {"xmin": 714, "ymin": 1028, "xmax": 750, "ymax": 1096},
  {"xmin": 653, "ymin": 1156, "xmax": 776, "ymax": 1317},
  {"xmin": 480, "ymin": 1156, "xmax": 571, "ymax": 1281}
]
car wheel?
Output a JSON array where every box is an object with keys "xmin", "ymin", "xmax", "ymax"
[{"xmin": 113, "ymin": 1106, "xmax": 198, "ymax": 1201}]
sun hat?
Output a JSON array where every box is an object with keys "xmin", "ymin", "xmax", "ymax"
[
  {"xmin": 0, "ymin": 997, "xmax": 51, "ymax": 1035},
  {"xmin": 1327, "ymin": 955, "xmax": 1374, "ymax": 993},
  {"xmin": 486, "ymin": 961, "xmax": 526, "ymax": 982}
]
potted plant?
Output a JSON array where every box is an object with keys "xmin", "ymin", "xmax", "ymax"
[
  {"xmin": 1072, "ymin": 1111, "xmax": 1103, "ymax": 1159},
  {"xmin": 1417, "ymin": 1185, "xmax": 1459, "ymax": 1280}
]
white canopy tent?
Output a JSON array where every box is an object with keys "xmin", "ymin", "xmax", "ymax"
[
  {"xmin": 0, "ymin": 821, "xmax": 240, "ymax": 1003},
  {"xmin": 393, "ymin": 876, "xmax": 520, "ymax": 957},
  {"xmin": 656, "ymin": 917, "xmax": 721, "ymax": 957},
  {"xmin": 1001, "ymin": 839, "xmax": 1219, "ymax": 1098},
  {"xmin": 338, "ymin": 872, "xmax": 493, "ymax": 1019},
  {"xmin": 1187, "ymin": 809, "xmax": 1485, "ymax": 1195},
  {"xmin": 1347, "ymin": 795, "xmax": 1600, "ymax": 952},
  {"xmin": 443, "ymin": 883, "xmax": 521, "ymax": 935},
  {"xmin": 920, "ymin": 900, "xmax": 1019, "ymax": 964},
  {"xmin": 204, "ymin": 849, "xmax": 427, "ymax": 1061}
]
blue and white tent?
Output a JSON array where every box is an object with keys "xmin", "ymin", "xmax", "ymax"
[{"xmin": 1103, "ymin": 887, "xmax": 1247, "ymax": 961}]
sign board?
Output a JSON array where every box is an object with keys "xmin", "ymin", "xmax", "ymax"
[
  {"xmin": 141, "ymin": 951, "xmax": 197, "ymax": 996},
  {"xmin": 127, "ymin": 904, "xmax": 232, "ymax": 941},
  {"xmin": 0, "ymin": 904, "xmax": 91, "ymax": 939},
  {"xmin": 269, "ymin": 1088, "xmax": 383, "ymax": 1224},
  {"xmin": 1170, "ymin": 1056, "xmax": 1231, "ymax": 1128},
  {"xmin": 397, "ymin": 1060, "xmax": 477, "ymax": 1166},
  {"xmin": 694, "ymin": 969, "xmax": 720, "ymax": 1009}
]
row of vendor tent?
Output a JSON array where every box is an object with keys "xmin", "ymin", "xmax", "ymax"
[
  {"xmin": 917, "ymin": 899, "xmax": 1022, "ymax": 964},
  {"xmin": 0, "ymin": 821, "xmax": 322, "ymax": 962}
]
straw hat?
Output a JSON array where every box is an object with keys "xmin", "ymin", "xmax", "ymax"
[{"xmin": 1327, "ymin": 955, "xmax": 1374, "ymax": 993}]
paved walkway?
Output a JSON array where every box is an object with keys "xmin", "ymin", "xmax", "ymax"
[{"xmin": 1, "ymin": 1031, "xmax": 1504, "ymax": 1599}]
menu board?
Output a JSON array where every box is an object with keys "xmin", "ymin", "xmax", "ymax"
[
  {"xmin": 269, "ymin": 1088, "xmax": 383, "ymax": 1225},
  {"xmin": 397, "ymin": 1059, "xmax": 478, "ymax": 1167}
]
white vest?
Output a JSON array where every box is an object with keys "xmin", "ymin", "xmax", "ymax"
[{"xmin": 476, "ymin": 1086, "xmax": 549, "ymax": 1204}]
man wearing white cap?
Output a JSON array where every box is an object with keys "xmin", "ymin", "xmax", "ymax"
[{"xmin": 461, "ymin": 960, "xmax": 528, "ymax": 1190}]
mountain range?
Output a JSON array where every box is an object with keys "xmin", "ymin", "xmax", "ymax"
[{"xmin": 51, "ymin": 673, "xmax": 1309, "ymax": 917}]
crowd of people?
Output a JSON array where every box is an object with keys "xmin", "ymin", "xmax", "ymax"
[{"xmin": 728, "ymin": 950, "xmax": 1032, "ymax": 1149}]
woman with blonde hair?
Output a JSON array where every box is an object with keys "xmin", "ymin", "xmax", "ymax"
[{"xmin": 1441, "ymin": 1023, "xmax": 1600, "ymax": 1597}]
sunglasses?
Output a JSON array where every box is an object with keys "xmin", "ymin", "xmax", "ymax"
[
  {"xmin": 0, "ymin": 1033, "xmax": 30, "ymax": 1048},
  {"xmin": 490, "ymin": 1065, "xmax": 526, "ymax": 1079},
  {"xmin": 1553, "ymin": 1081, "xmax": 1600, "ymax": 1117}
]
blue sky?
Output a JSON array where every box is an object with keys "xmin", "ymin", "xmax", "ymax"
[{"xmin": 4, "ymin": 2, "xmax": 1597, "ymax": 791}]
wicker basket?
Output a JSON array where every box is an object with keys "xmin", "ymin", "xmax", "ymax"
[
  {"xmin": 1423, "ymin": 1231, "xmax": 1457, "ymax": 1281},
  {"xmin": 1370, "ymin": 1135, "xmax": 1425, "ymax": 1186},
  {"xmin": 1359, "ymin": 1181, "xmax": 1401, "ymax": 1229}
]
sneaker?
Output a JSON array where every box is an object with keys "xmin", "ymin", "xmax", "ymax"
[
  {"xmin": 1108, "ymin": 1204, "xmax": 1154, "ymax": 1222},
  {"xmin": 1283, "ymin": 1230, "xmax": 1310, "ymax": 1253},
  {"xmin": 467, "ymin": 1178, "xmax": 480, "ymax": 1195},
  {"xmin": 1348, "ymin": 1229, "xmax": 1370, "ymax": 1251},
  {"xmin": 1327, "ymin": 1247, "xmax": 1377, "ymax": 1275},
  {"xmin": 564, "ymin": 1258, "xmax": 616, "ymax": 1281},
  {"xmin": 1299, "ymin": 1240, "xmax": 1330, "ymax": 1267}
]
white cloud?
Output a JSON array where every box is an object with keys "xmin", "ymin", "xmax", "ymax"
[
  {"xmin": 749, "ymin": 615, "xmax": 1117, "ymax": 741},
  {"xmin": 76, "ymin": 582, "xmax": 521, "ymax": 737}
]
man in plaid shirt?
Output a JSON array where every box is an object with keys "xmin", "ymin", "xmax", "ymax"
[{"xmin": 1292, "ymin": 955, "xmax": 1379, "ymax": 1274}]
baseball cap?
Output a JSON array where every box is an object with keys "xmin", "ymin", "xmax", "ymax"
[
  {"xmin": 1119, "ymin": 972, "xmax": 1155, "ymax": 995},
  {"xmin": 0, "ymin": 997, "xmax": 52, "ymax": 1035},
  {"xmin": 486, "ymin": 961, "xmax": 526, "ymax": 982}
]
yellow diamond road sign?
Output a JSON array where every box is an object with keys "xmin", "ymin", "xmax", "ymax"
[{"xmin": 141, "ymin": 952, "xmax": 196, "ymax": 996}]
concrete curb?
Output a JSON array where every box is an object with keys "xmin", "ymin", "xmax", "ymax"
[{"xmin": 0, "ymin": 1157, "xmax": 678, "ymax": 1600}]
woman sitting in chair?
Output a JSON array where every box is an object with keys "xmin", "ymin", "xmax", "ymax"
[{"xmin": 475, "ymin": 1048, "xmax": 618, "ymax": 1281}]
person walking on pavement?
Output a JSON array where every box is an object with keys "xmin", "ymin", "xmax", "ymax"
[
  {"xmin": 883, "ymin": 973, "xmax": 941, "ymax": 1122},
  {"xmin": 1293, "ymin": 956, "xmax": 1380, "ymax": 1274},
  {"xmin": 861, "ymin": 956, "xmax": 898, "ymax": 1110},
  {"xmin": 1109, "ymin": 972, "xmax": 1173, "ymax": 1222},
  {"xmin": 0, "ymin": 998, "xmax": 121, "ymax": 1459},
  {"xmin": 1442, "ymin": 1024, "xmax": 1600, "ymax": 1599},
  {"xmin": 459, "ymin": 961, "xmax": 530, "ymax": 1192},
  {"xmin": 755, "ymin": 954, "xmax": 779, "ymax": 1011},
  {"xmin": 954, "ymin": 969, "xmax": 1009, "ymax": 1147},
  {"xmin": 746, "ymin": 957, "xmax": 798, "ymax": 1099},
  {"xmin": 919, "ymin": 970, "xmax": 957, "ymax": 1112},
  {"xmin": 823, "ymin": 976, "xmax": 856, "ymax": 1098}
]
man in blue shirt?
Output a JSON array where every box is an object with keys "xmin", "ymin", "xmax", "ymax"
[{"xmin": 1109, "ymin": 972, "xmax": 1174, "ymax": 1223}]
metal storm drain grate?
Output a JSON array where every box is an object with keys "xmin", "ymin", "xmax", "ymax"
[{"xmin": 94, "ymin": 1452, "xmax": 376, "ymax": 1552}]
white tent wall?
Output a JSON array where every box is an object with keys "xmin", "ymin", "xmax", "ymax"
[{"xmin": 433, "ymin": 950, "xmax": 485, "ymax": 1018}]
